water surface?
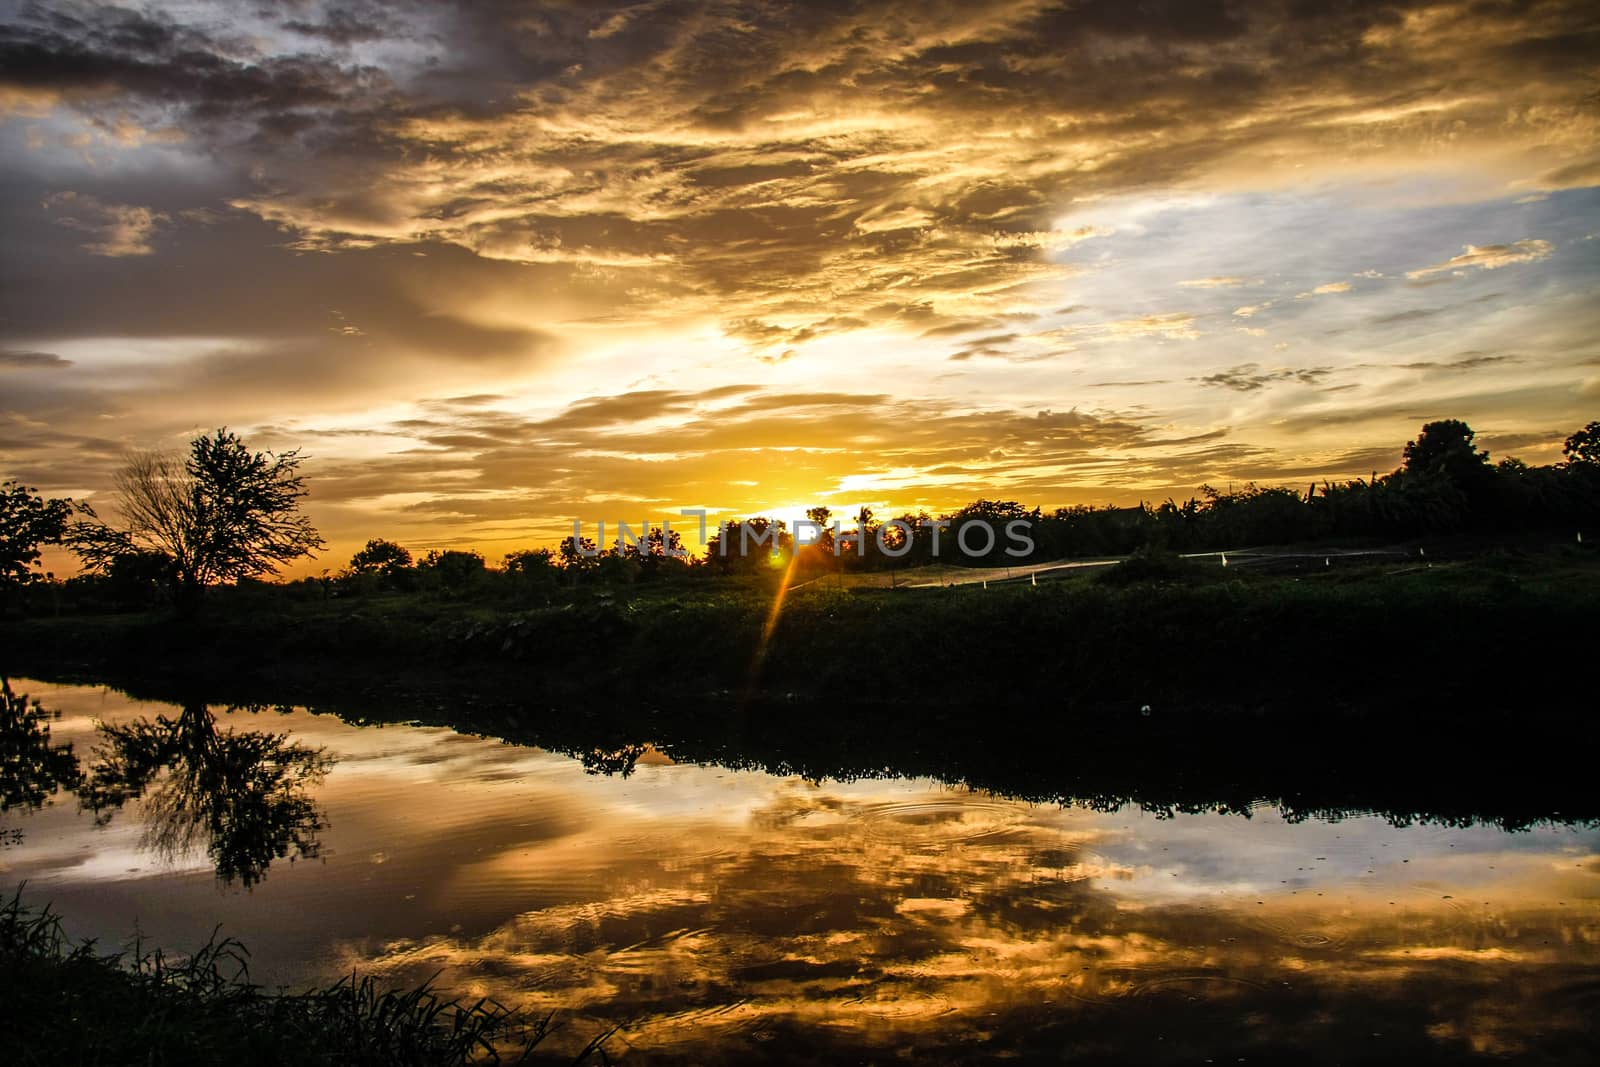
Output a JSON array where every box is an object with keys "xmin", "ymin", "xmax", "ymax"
[{"xmin": 3, "ymin": 679, "xmax": 1596, "ymax": 1063}]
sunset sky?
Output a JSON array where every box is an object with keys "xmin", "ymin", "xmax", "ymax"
[{"xmin": 3, "ymin": 0, "xmax": 1598, "ymax": 569}]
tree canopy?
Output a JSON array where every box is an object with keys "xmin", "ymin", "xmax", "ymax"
[
  {"xmin": 0, "ymin": 480, "xmax": 72, "ymax": 595},
  {"xmin": 349, "ymin": 538, "xmax": 413, "ymax": 576},
  {"xmin": 1565, "ymin": 421, "xmax": 1600, "ymax": 466},
  {"xmin": 1401, "ymin": 419, "xmax": 1491, "ymax": 482},
  {"xmin": 70, "ymin": 429, "xmax": 324, "ymax": 599}
]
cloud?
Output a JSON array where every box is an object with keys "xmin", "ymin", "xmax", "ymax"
[
  {"xmin": 1392, "ymin": 354, "xmax": 1518, "ymax": 372},
  {"xmin": 0, "ymin": 5, "xmax": 393, "ymax": 131},
  {"xmin": 1405, "ymin": 239, "xmax": 1554, "ymax": 279},
  {"xmin": 3, "ymin": 0, "xmax": 1599, "ymax": 560},
  {"xmin": 0, "ymin": 349, "xmax": 72, "ymax": 369},
  {"xmin": 948, "ymin": 333, "xmax": 1023, "ymax": 362},
  {"xmin": 223, "ymin": 384, "xmax": 1245, "ymax": 553},
  {"xmin": 1178, "ymin": 276, "xmax": 1247, "ymax": 289},
  {"xmin": 1369, "ymin": 308, "xmax": 1443, "ymax": 326},
  {"xmin": 281, "ymin": 4, "xmax": 397, "ymax": 46},
  {"xmin": 1106, "ymin": 314, "xmax": 1200, "ymax": 341},
  {"xmin": 1296, "ymin": 282, "xmax": 1352, "ymax": 298},
  {"xmin": 43, "ymin": 192, "xmax": 165, "ymax": 256},
  {"xmin": 1195, "ymin": 364, "xmax": 1332, "ymax": 391},
  {"xmin": 1048, "ymin": 314, "xmax": 1200, "ymax": 343},
  {"xmin": 3, "ymin": 0, "xmax": 1591, "ymax": 343}
]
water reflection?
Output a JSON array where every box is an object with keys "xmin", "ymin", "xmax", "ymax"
[
  {"xmin": 0, "ymin": 679, "xmax": 81, "ymax": 817},
  {"xmin": 78, "ymin": 700, "xmax": 333, "ymax": 887},
  {"xmin": 358, "ymin": 790, "xmax": 1598, "ymax": 1063},
  {"xmin": 2, "ymin": 680, "xmax": 1597, "ymax": 1064}
]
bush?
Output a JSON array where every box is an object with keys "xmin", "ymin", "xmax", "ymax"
[{"xmin": 1096, "ymin": 545, "xmax": 1202, "ymax": 586}]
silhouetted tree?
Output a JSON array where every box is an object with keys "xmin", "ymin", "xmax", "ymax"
[
  {"xmin": 556, "ymin": 535, "xmax": 599, "ymax": 585},
  {"xmin": 847, "ymin": 505, "xmax": 877, "ymax": 567},
  {"xmin": 950, "ymin": 500, "xmax": 1034, "ymax": 565},
  {"xmin": 1193, "ymin": 483, "xmax": 1313, "ymax": 546},
  {"xmin": 0, "ymin": 480, "xmax": 72, "ymax": 612},
  {"xmin": 1402, "ymin": 419, "xmax": 1491, "ymax": 482},
  {"xmin": 348, "ymin": 538, "xmax": 412, "ymax": 577},
  {"xmin": 629, "ymin": 527, "xmax": 688, "ymax": 579},
  {"xmin": 69, "ymin": 429, "xmax": 324, "ymax": 607},
  {"xmin": 1565, "ymin": 421, "xmax": 1600, "ymax": 466},
  {"xmin": 100, "ymin": 549, "xmax": 178, "ymax": 609},
  {"xmin": 596, "ymin": 551, "xmax": 642, "ymax": 584},
  {"xmin": 417, "ymin": 549, "xmax": 485, "ymax": 593},
  {"xmin": 704, "ymin": 517, "xmax": 791, "ymax": 574},
  {"xmin": 505, "ymin": 547, "xmax": 556, "ymax": 574},
  {"xmin": 503, "ymin": 547, "xmax": 558, "ymax": 599}
]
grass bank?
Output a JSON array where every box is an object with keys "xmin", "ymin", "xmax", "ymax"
[
  {"xmin": 5, "ymin": 546, "xmax": 1595, "ymax": 718},
  {"xmin": 0, "ymin": 891, "xmax": 609, "ymax": 1065}
]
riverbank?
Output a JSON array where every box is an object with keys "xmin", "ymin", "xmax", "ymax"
[
  {"xmin": 5, "ymin": 545, "xmax": 1595, "ymax": 716},
  {"xmin": 5, "ymin": 546, "xmax": 1598, "ymax": 832}
]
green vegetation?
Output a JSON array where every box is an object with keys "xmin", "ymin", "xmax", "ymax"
[
  {"xmin": 0, "ymin": 891, "xmax": 596, "ymax": 1065},
  {"xmin": 2, "ymin": 417, "xmax": 1597, "ymax": 719},
  {"xmin": 6, "ymin": 541, "xmax": 1596, "ymax": 718}
]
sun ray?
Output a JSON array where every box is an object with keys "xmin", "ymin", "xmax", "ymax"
[{"xmin": 742, "ymin": 547, "xmax": 805, "ymax": 705}]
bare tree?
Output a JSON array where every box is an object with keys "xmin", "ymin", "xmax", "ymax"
[{"xmin": 71, "ymin": 429, "xmax": 325, "ymax": 605}]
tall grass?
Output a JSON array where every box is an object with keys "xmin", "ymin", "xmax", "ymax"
[{"xmin": 0, "ymin": 890, "xmax": 603, "ymax": 1065}]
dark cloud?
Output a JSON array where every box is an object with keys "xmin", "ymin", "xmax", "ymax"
[
  {"xmin": 7, "ymin": 0, "xmax": 1589, "ymax": 333},
  {"xmin": 0, "ymin": 194, "xmax": 553, "ymax": 365},
  {"xmin": 280, "ymin": 3, "xmax": 396, "ymax": 46},
  {"xmin": 0, "ymin": 349, "xmax": 71, "ymax": 369},
  {"xmin": 1392, "ymin": 354, "xmax": 1518, "ymax": 372},
  {"xmin": 1195, "ymin": 364, "xmax": 1333, "ymax": 391},
  {"xmin": 0, "ymin": 3, "xmax": 394, "ymax": 134},
  {"xmin": 948, "ymin": 333, "xmax": 1022, "ymax": 362},
  {"xmin": 1370, "ymin": 307, "xmax": 1444, "ymax": 326},
  {"xmin": 1090, "ymin": 379, "xmax": 1172, "ymax": 388}
]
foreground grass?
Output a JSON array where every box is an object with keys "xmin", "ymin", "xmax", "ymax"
[{"xmin": 0, "ymin": 892, "xmax": 603, "ymax": 1066}]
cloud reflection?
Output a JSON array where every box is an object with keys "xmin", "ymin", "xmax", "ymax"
[{"xmin": 5, "ymin": 681, "xmax": 1597, "ymax": 1062}]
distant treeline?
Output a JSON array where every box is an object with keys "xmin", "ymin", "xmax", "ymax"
[
  {"xmin": 12, "ymin": 418, "xmax": 1600, "ymax": 610},
  {"xmin": 318, "ymin": 417, "xmax": 1600, "ymax": 594}
]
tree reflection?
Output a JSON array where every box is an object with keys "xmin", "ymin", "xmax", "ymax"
[
  {"xmin": 1, "ymin": 679, "xmax": 83, "ymax": 815},
  {"xmin": 80, "ymin": 702, "xmax": 333, "ymax": 887},
  {"xmin": 580, "ymin": 743, "xmax": 647, "ymax": 778}
]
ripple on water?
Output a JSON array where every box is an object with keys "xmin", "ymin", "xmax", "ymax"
[
  {"xmin": 1235, "ymin": 914, "xmax": 1353, "ymax": 952},
  {"xmin": 850, "ymin": 797, "xmax": 1029, "ymax": 846},
  {"xmin": 623, "ymin": 998, "xmax": 767, "ymax": 1049},
  {"xmin": 1130, "ymin": 973, "xmax": 1270, "ymax": 998}
]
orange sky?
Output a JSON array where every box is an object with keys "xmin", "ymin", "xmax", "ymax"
[{"xmin": 2, "ymin": 1, "xmax": 1597, "ymax": 573}]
